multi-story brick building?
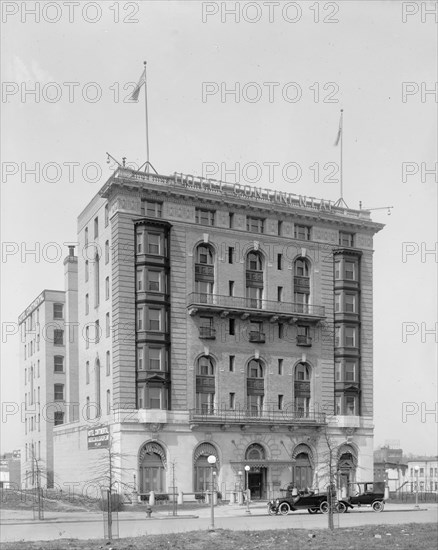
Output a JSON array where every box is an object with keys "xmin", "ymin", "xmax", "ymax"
[
  {"xmin": 52, "ymin": 166, "xmax": 384, "ymax": 499},
  {"xmin": 19, "ymin": 248, "xmax": 78, "ymax": 488}
]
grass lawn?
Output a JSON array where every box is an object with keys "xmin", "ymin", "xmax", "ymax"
[{"xmin": 1, "ymin": 523, "xmax": 437, "ymax": 550}]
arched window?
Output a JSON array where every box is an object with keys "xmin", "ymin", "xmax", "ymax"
[
  {"xmin": 245, "ymin": 443, "xmax": 265, "ymax": 461},
  {"xmin": 195, "ymin": 244, "xmax": 214, "ymax": 302},
  {"xmin": 294, "ymin": 258, "xmax": 310, "ymax": 313},
  {"xmin": 196, "ymin": 356, "xmax": 215, "ymax": 413},
  {"xmin": 246, "ymin": 251, "xmax": 263, "ymax": 309},
  {"xmin": 294, "ymin": 452, "xmax": 313, "ymax": 490},
  {"xmin": 294, "ymin": 362, "xmax": 311, "ymax": 417},
  {"xmin": 139, "ymin": 442, "xmax": 166, "ymax": 494},
  {"xmin": 247, "ymin": 359, "xmax": 264, "ymax": 415},
  {"xmin": 193, "ymin": 443, "xmax": 219, "ymax": 492}
]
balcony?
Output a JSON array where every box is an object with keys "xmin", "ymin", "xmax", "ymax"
[
  {"xmin": 296, "ymin": 335, "xmax": 312, "ymax": 347},
  {"xmin": 249, "ymin": 331, "xmax": 265, "ymax": 343},
  {"xmin": 199, "ymin": 326, "xmax": 216, "ymax": 339},
  {"xmin": 187, "ymin": 293, "xmax": 325, "ymax": 322},
  {"xmin": 189, "ymin": 405, "xmax": 326, "ymax": 429},
  {"xmin": 195, "ymin": 263, "xmax": 214, "ymax": 281}
]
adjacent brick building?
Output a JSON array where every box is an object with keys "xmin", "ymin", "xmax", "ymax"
[{"xmin": 48, "ymin": 167, "xmax": 383, "ymax": 499}]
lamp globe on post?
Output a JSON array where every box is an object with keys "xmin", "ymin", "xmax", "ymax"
[
  {"xmin": 207, "ymin": 455, "xmax": 217, "ymax": 531},
  {"xmin": 244, "ymin": 465, "xmax": 251, "ymax": 515},
  {"xmin": 414, "ymin": 466, "xmax": 419, "ymax": 509}
]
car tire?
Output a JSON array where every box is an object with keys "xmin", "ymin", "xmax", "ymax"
[
  {"xmin": 308, "ymin": 507, "xmax": 318, "ymax": 514},
  {"xmin": 320, "ymin": 501, "xmax": 329, "ymax": 514},
  {"xmin": 267, "ymin": 506, "xmax": 277, "ymax": 516},
  {"xmin": 372, "ymin": 501, "xmax": 384, "ymax": 512},
  {"xmin": 279, "ymin": 502, "xmax": 290, "ymax": 515},
  {"xmin": 336, "ymin": 502, "xmax": 347, "ymax": 513}
]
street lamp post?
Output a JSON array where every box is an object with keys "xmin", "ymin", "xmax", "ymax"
[
  {"xmin": 414, "ymin": 466, "xmax": 419, "ymax": 509},
  {"xmin": 207, "ymin": 455, "xmax": 217, "ymax": 531},
  {"xmin": 244, "ymin": 465, "xmax": 251, "ymax": 515},
  {"xmin": 238, "ymin": 470, "xmax": 243, "ymax": 505}
]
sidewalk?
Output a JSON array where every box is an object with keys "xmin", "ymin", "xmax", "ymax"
[{"xmin": 0, "ymin": 501, "xmax": 432, "ymax": 525}]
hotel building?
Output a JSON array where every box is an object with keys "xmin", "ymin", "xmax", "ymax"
[{"xmin": 49, "ymin": 167, "xmax": 383, "ymax": 499}]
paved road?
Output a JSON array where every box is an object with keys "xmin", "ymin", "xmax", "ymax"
[{"xmin": 1, "ymin": 503, "xmax": 437, "ymax": 542}]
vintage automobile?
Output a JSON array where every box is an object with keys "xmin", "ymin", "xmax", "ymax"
[
  {"xmin": 267, "ymin": 490, "xmax": 330, "ymax": 515},
  {"xmin": 336, "ymin": 482, "xmax": 385, "ymax": 512}
]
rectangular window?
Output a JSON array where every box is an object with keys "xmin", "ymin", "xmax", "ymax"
[
  {"xmin": 137, "ymin": 347, "xmax": 144, "ymax": 370},
  {"xmin": 105, "ymin": 204, "xmax": 109, "ymax": 227},
  {"xmin": 137, "ymin": 268, "xmax": 143, "ymax": 291},
  {"xmin": 345, "ymin": 395, "xmax": 357, "ymax": 415},
  {"xmin": 137, "ymin": 308, "xmax": 143, "ymax": 330},
  {"xmin": 105, "ymin": 277, "xmax": 110, "ymax": 300},
  {"xmin": 86, "ymin": 327, "xmax": 90, "ymax": 349},
  {"xmin": 149, "ymin": 348, "xmax": 161, "ymax": 370},
  {"xmin": 94, "ymin": 217, "xmax": 98, "ymax": 239},
  {"xmin": 148, "ymin": 270, "xmax": 161, "ymax": 292},
  {"xmin": 345, "ymin": 294, "xmax": 357, "ymax": 313},
  {"xmin": 335, "ymin": 260, "xmax": 341, "ymax": 280},
  {"xmin": 148, "ymin": 387, "xmax": 164, "ymax": 409},
  {"xmin": 105, "ymin": 240, "xmax": 110, "ymax": 264},
  {"xmin": 335, "ymin": 326, "xmax": 341, "ymax": 347},
  {"xmin": 278, "ymin": 358, "xmax": 283, "ymax": 375},
  {"xmin": 345, "ymin": 326, "xmax": 357, "ymax": 347},
  {"xmin": 85, "ymin": 227, "xmax": 88, "ymax": 246},
  {"xmin": 339, "ymin": 232, "xmax": 354, "ymax": 247},
  {"xmin": 195, "ymin": 208, "xmax": 215, "ymax": 226},
  {"xmin": 334, "ymin": 293, "xmax": 341, "ymax": 312},
  {"xmin": 54, "ymin": 330, "xmax": 64, "ymax": 346},
  {"xmin": 106, "ymin": 390, "xmax": 111, "ymax": 415},
  {"xmin": 54, "ymin": 384, "xmax": 64, "ymax": 401},
  {"xmin": 106, "ymin": 313, "xmax": 110, "ymax": 337},
  {"xmin": 54, "ymin": 412, "xmax": 64, "ymax": 426},
  {"xmin": 278, "ymin": 220, "xmax": 283, "ymax": 236},
  {"xmin": 335, "ymin": 361, "xmax": 342, "ymax": 382},
  {"xmin": 229, "ymin": 355, "xmax": 235, "ymax": 372},
  {"xmin": 229, "ymin": 212, "xmax": 234, "ymax": 228},
  {"xmin": 95, "ymin": 320, "xmax": 100, "ymax": 343},
  {"xmin": 229, "ymin": 392, "xmax": 235, "ymax": 410},
  {"xmin": 228, "ymin": 247, "xmax": 234, "ymax": 264},
  {"xmin": 53, "ymin": 303, "xmax": 63, "ymax": 319},
  {"xmin": 345, "ymin": 361, "xmax": 356, "ymax": 382},
  {"xmin": 148, "ymin": 308, "xmax": 161, "ymax": 331},
  {"xmin": 277, "ymin": 253, "xmax": 283, "ymax": 270},
  {"xmin": 106, "ymin": 351, "xmax": 111, "ymax": 376},
  {"xmin": 54, "ymin": 356, "xmax": 64, "ymax": 373},
  {"xmin": 335, "ymin": 395, "xmax": 342, "ymax": 415},
  {"xmin": 229, "ymin": 318, "xmax": 235, "ymax": 336},
  {"xmin": 294, "ymin": 225, "xmax": 311, "ymax": 240},
  {"xmin": 148, "ymin": 233, "xmax": 161, "ymax": 254},
  {"xmin": 85, "ymin": 294, "xmax": 89, "ymax": 315},
  {"xmin": 143, "ymin": 200, "xmax": 162, "ymax": 218},
  {"xmin": 247, "ymin": 216, "xmax": 264, "ymax": 233},
  {"xmin": 278, "ymin": 323, "xmax": 284, "ymax": 339},
  {"xmin": 277, "ymin": 286, "xmax": 283, "ymax": 302},
  {"xmin": 278, "ymin": 395, "xmax": 284, "ymax": 410},
  {"xmin": 229, "ymin": 281, "xmax": 234, "ymax": 296},
  {"xmin": 136, "ymin": 228, "xmax": 144, "ymax": 254},
  {"xmin": 344, "ymin": 261, "xmax": 356, "ymax": 280}
]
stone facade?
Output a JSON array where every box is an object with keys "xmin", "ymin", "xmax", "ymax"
[{"xmin": 51, "ymin": 168, "xmax": 384, "ymax": 500}]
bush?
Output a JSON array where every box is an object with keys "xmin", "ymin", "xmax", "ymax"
[
  {"xmin": 154, "ymin": 493, "xmax": 169, "ymax": 502},
  {"xmin": 98, "ymin": 493, "xmax": 124, "ymax": 511}
]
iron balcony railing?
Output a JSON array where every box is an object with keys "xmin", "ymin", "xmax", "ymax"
[
  {"xmin": 199, "ymin": 326, "xmax": 216, "ymax": 339},
  {"xmin": 189, "ymin": 404, "xmax": 326, "ymax": 425},
  {"xmin": 187, "ymin": 293, "xmax": 325, "ymax": 318}
]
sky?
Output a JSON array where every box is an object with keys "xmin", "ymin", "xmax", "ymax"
[{"xmin": 1, "ymin": 0, "xmax": 437, "ymax": 456}]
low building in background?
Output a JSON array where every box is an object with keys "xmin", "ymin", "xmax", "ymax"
[{"xmin": 0, "ymin": 450, "xmax": 21, "ymax": 489}]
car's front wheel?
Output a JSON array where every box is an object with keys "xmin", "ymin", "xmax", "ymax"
[
  {"xmin": 308, "ymin": 507, "xmax": 319, "ymax": 514},
  {"xmin": 336, "ymin": 502, "xmax": 347, "ymax": 513},
  {"xmin": 372, "ymin": 500, "xmax": 384, "ymax": 512},
  {"xmin": 319, "ymin": 501, "xmax": 329, "ymax": 514},
  {"xmin": 267, "ymin": 504, "xmax": 277, "ymax": 516},
  {"xmin": 279, "ymin": 502, "xmax": 291, "ymax": 515}
]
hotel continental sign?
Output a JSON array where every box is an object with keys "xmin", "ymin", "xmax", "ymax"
[{"xmin": 39, "ymin": 167, "xmax": 383, "ymax": 499}]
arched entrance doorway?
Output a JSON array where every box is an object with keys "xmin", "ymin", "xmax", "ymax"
[
  {"xmin": 245, "ymin": 443, "xmax": 267, "ymax": 499},
  {"xmin": 138, "ymin": 442, "xmax": 166, "ymax": 494},
  {"xmin": 292, "ymin": 444, "xmax": 315, "ymax": 490},
  {"xmin": 193, "ymin": 442, "xmax": 219, "ymax": 492},
  {"xmin": 337, "ymin": 444, "xmax": 357, "ymax": 497}
]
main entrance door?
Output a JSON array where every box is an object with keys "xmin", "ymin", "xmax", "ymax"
[{"xmin": 248, "ymin": 468, "xmax": 267, "ymax": 499}]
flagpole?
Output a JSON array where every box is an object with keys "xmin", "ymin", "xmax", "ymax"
[
  {"xmin": 143, "ymin": 61, "xmax": 150, "ymax": 173},
  {"xmin": 339, "ymin": 108, "xmax": 343, "ymax": 201}
]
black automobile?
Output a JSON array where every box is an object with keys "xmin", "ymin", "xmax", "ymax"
[
  {"xmin": 336, "ymin": 482, "xmax": 385, "ymax": 513},
  {"xmin": 268, "ymin": 490, "xmax": 329, "ymax": 515}
]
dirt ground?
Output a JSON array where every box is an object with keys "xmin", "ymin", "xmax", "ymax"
[{"xmin": 1, "ymin": 523, "xmax": 437, "ymax": 550}]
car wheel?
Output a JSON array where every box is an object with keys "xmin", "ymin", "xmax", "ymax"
[
  {"xmin": 268, "ymin": 505, "xmax": 277, "ymax": 516},
  {"xmin": 308, "ymin": 507, "xmax": 318, "ymax": 514},
  {"xmin": 279, "ymin": 502, "xmax": 291, "ymax": 515},
  {"xmin": 372, "ymin": 501, "xmax": 384, "ymax": 512},
  {"xmin": 336, "ymin": 502, "xmax": 347, "ymax": 513},
  {"xmin": 320, "ymin": 501, "xmax": 329, "ymax": 514}
]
